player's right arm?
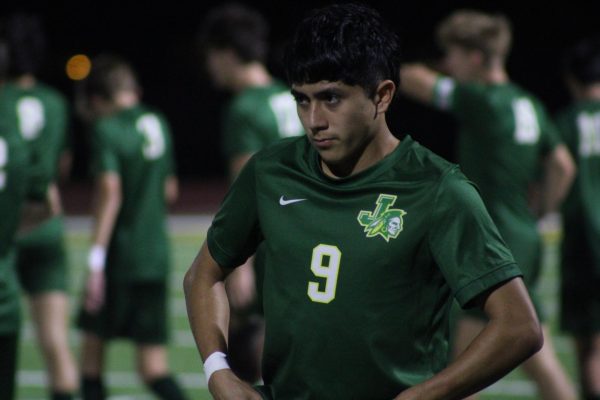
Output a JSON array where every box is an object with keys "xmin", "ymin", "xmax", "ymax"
[
  {"xmin": 395, "ymin": 277, "xmax": 542, "ymax": 400},
  {"xmin": 399, "ymin": 63, "xmax": 440, "ymax": 105},
  {"xmin": 183, "ymin": 242, "xmax": 262, "ymax": 399}
]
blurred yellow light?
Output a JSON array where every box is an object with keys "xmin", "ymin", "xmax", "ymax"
[{"xmin": 66, "ymin": 54, "xmax": 91, "ymax": 80}]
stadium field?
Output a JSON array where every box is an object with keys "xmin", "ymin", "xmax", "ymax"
[{"xmin": 15, "ymin": 216, "xmax": 577, "ymax": 399}]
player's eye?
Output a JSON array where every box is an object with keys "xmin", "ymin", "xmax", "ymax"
[
  {"xmin": 320, "ymin": 91, "xmax": 342, "ymax": 106},
  {"xmin": 325, "ymin": 94, "xmax": 340, "ymax": 104},
  {"xmin": 293, "ymin": 95, "xmax": 309, "ymax": 106}
]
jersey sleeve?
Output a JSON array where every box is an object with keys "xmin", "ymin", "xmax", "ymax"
[
  {"xmin": 207, "ymin": 156, "xmax": 263, "ymax": 269},
  {"xmin": 428, "ymin": 167, "xmax": 522, "ymax": 308},
  {"xmin": 554, "ymin": 110, "xmax": 577, "ymax": 155},
  {"xmin": 222, "ymin": 101, "xmax": 265, "ymax": 157},
  {"xmin": 536, "ymin": 103, "xmax": 561, "ymax": 156},
  {"xmin": 91, "ymin": 121, "xmax": 120, "ymax": 175},
  {"xmin": 433, "ymin": 77, "xmax": 487, "ymax": 126}
]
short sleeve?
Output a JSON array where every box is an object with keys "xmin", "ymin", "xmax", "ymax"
[
  {"xmin": 91, "ymin": 122, "xmax": 119, "ymax": 175},
  {"xmin": 554, "ymin": 111, "xmax": 577, "ymax": 154},
  {"xmin": 537, "ymin": 104, "xmax": 561, "ymax": 156},
  {"xmin": 207, "ymin": 156, "xmax": 263, "ymax": 269},
  {"xmin": 433, "ymin": 77, "xmax": 488, "ymax": 126},
  {"xmin": 428, "ymin": 168, "xmax": 522, "ymax": 308}
]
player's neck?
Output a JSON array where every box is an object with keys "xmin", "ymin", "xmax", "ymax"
[
  {"xmin": 15, "ymin": 74, "xmax": 37, "ymax": 88},
  {"xmin": 480, "ymin": 66, "xmax": 509, "ymax": 84},
  {"xmin": 234, "ymin": 63, "xmax": 272, "ymax": 92},
  {"xmin": 322, "ymin": 124, "xmax": 399, "ymax": 179},
  {"xmin": 114, "ymin": 91, "xmax": 139, "ymax": 110}
]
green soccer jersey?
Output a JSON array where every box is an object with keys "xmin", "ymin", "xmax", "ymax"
[
  {"xmin": 433, "ymin": 78, "xmax": 559, "ymax": 274},
  {"xmin": 0, "ymin": 93, "xmax": 29, "ymax": 334},
  {"xmin": 556, "ymin": 100, "xmax": 600, "ymax": 269},
  {"xmin": 222, "ymin": 80, "xmax": 304, "ymax": 157},
  {"xmin": 207, "ymin": 135, "xmax": 521, "ymax": 399},
  {"xmin": 91, "ymin": 104, "xmax": 175, "ymax": 282},
  {"xmin": 1, "ymin": 82, "xmax": 68, "ymax": 201}
]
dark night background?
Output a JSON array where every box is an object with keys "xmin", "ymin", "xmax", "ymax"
[{"xmin": 3, "ymin": 1, "xmax": 600, "ymax": 183}]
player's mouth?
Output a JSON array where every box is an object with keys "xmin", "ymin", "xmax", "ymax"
[{"xmin": 311, "ymin": 136, "xmax": 337, "ymax": 149}]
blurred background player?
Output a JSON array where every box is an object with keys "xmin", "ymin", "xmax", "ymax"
[
  {"xmin": 197, "ymin": 3, "xmax": 304, "ymax": 383},
  {"xmin": 0, "ymin": 31, "xmax": 30, "ymax": 400},
  {"xmin": 76, "ymin": 55, "xmax": 186, "ymax": 400},
  {"xmin": 557, "ymin": 36, "xmax": 600, "ymax": 400},
  {"xmin": 400, "ymin": 9, "xmax": 576, "ymax": 400},
  {"xmin": 2, "ymin": 14, "xmax": 78, "ymax": 400}
]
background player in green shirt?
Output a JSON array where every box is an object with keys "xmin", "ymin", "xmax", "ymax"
[
  {"xmin": 3, "ymin": 14, "xmax": 78, "ymax": 400},
  {"xmin": 184, "ymin": 4, "xmax": 543, "ymax": 399},
  {"xmin": 400, "ymin": 9, "xmax": 576, "ymax": 400},
  {"xmin": 197, "ymin": 3, "xmax": 304, "ymax": 383},
  {"xmin": 0, "ymin": 40, "xmax": 30, "ymax": 400},
  {"xmin": 76, "ymin": 55, "xmax": 186, "ymax": 400},
  {"xmin": 557, "ymin": 37, "xmax": 600, "ymax": 400}
]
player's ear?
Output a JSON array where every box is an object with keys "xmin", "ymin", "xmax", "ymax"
[{"xmin": 373, "ymin": 80, "xmax": 396, "ymax": 115}]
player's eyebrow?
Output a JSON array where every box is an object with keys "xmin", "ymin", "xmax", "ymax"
[{"xmin": 291, "ymin": 87, "xmax": 344, "ymax": 100}]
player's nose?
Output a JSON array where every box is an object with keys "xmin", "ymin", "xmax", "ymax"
[{"xmin": 307, "ymin": 103, "xmax": 328, "ymax": 132}]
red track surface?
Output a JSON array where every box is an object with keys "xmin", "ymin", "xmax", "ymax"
[{"xmin": 61, "ymin": 179, "xmax": 228, "ymax": 215}]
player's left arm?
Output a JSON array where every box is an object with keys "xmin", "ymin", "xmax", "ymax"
[
  {"xmin": 539, "ymin": 144, "xmax": 576, "ymax": 216},
  {"xmin": 399, "ymin": 63, "xmax": 440, "ymax": 105},
  {"xmin": 394, "ymin": 277, "xmax": 542, "ymax": 400}
]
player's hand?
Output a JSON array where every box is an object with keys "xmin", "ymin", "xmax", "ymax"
[
  {"xmin": 208, "ymin": 369, "xmax": 262, "ymax": 400},
  {"xmin": 84, "ymin": 270, "xmax": 106, "ymax": 313}
]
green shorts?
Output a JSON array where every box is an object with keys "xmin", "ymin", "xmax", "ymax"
[
  {"xmin": 560, "ymin": 221, "xmax": 600, "ymax": 334},
  {"xmin": 16, "ymin": 216, "xmax": 68, "ymax": 295},
  {"xmin": 77, "ymin": 280, "xmax": 169, "ymax": 344}
]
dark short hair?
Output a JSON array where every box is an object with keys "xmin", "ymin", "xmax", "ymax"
[
  {"xmin": 4, "ymin": 13, "xmax": 46, "ymax": 76},
  {"xmin": 83, "ymin": 54, "xmax": 139, "ymax": 101},
  {"xmin": 283, "ymin": 3, "xmax": 401, "ymax": 98},
  {"xmin": 564, "ymin": 37, "xmax": 600, "ymax": 85},
  {"xmin": 198, "ymin": 3, "xmax": 268, "ymax": 63}
]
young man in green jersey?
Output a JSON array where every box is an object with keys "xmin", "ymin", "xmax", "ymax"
[
  {"xmin": 558, "ymin": 37, "xmax": 600, "ymax": 400},
  {"xmin": 0, "ymin": 37, "xmax": 30, "ymax": 400},
  {"xmin": 400, "ymin": 10, "xmax": 576, "ymax": 400},
  {"xmin": 197, "ymin": 3, "xmax": 304, "ymax": 383},
  {"xmin": 3, "ymin": 14, "xmax": 78, "ymax": 400},
  {"xmin": 76, "ymin": 55, "xmax": 186, "ymax": 400},
  {"xmin": 184, "ymin": 4, "xmax": 543, "ymax": 399}
]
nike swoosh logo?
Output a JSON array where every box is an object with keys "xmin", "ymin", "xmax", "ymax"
[{"xmin": 279, "ymin": 196, "xmax": 307, "ymax": 206}]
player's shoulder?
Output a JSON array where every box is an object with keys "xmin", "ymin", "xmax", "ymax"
[{"xmin": 396, "ymin": 135, "xmax": 459, "ymax": 179}]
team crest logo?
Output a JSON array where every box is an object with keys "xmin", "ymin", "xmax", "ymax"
[{"xmin": 357, "ymin": 194, "xmax": 407, "ymax": 242}]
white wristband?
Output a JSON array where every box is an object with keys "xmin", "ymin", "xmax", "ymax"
[
  {"xmin": 203, "ymin": 351, "xmax": 230, "ymax": 384},
  {"xmin": 88, "ymin": 245, "xmax": 106, "ymax": 272}
]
